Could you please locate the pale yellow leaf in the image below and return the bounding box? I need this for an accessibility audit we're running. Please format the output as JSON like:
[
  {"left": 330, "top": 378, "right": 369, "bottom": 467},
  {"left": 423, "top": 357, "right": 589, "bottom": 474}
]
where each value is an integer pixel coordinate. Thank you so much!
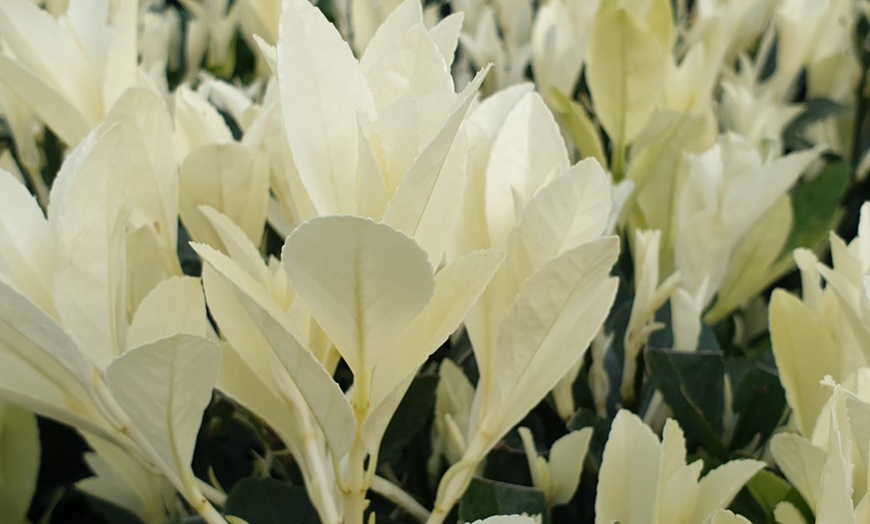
[
  {"left": 692, "top": 459, "right": 764, "bottom": 523},
  {"left": 106, "top": 334, "right": 221, "bottom": 493},
  {"left": 196, "top": 243, "right": 356, "bottom": 458},
  {"left": 770, "top": 433, "right": 826, "bottom": 509},
  {"left": 282, "top": 216, "right": 434, "bottom": 378},
  {"left": 278, "top": 0, "right": 375, "bottom": 215},
  {"left": 548, "top": 427, "right": 593, "bottom": 505},
  {"left": 127, "top": 276, "right": 210, "bottom": 349},
  {"left": 770, "top": 290, "right": 841, "bottom": 435},
  {"left": 586, "top": 5, "right": 668, "bottom": 146},
  {"left": 596, "top": 409, "right": 663, "bottom": 524},
  {"left": 179, "top": 144, "right": 269, "bottom": 249},
  {"left": 49, "top": 126, "right": 129, "bottom": 369}
]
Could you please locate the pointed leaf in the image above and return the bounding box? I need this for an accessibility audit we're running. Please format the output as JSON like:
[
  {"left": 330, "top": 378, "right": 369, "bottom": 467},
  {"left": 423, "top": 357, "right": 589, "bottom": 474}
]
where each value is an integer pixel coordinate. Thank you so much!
[{"left": 278, "top": 0, "right": 375, "bottom": 215}]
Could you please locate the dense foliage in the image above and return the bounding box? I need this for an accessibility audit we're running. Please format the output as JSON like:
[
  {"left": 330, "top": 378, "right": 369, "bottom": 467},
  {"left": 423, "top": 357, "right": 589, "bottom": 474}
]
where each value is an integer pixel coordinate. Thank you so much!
[{"left": 0, "top": 0, "right": 869, "bottom": 523}]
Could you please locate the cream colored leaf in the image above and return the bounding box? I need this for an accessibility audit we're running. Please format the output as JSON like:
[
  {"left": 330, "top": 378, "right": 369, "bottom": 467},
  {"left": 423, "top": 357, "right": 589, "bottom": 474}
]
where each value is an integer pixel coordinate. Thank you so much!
[
  {"left": 770, "top": 289, "right": 841, "bottom": 435},
  {"left": 101, "top": 0, "right": 137, "bottom": 112},
  {"left": 586, "top": 5, "right": 668, "bottom": 146},
  {"left": 596, "top": 409, "right": 663, "bottom": 524},
  {"left": 368, "top": 248, "right": 503, "bottom": 425},
  {"left": 691, "top": 459, "right": 765, "bottom": 523},
  {"left": 548, "top": 427, "right": 593, "bottom": 505},
  {"left": 174, "top": 86, "right": 233, "bottom": 161},
  {"left": 283, "top": 216, "right": 434, "bottom": 377},
  {"left": 382, "top": 67, "right": 488, "bottom": 265},
  {"left": 710, "top": 509, "right": 753, "bottom": 524},
  {"left": 278, "top": 0, "right": 375, "bottom": 215},
  {"left": 0, "top": 56, "right": 91, "bottom": 148},
  {"left": 0, "top": 0, "right": 100, "bottom": 129},
  {"left": 485, "top": 91, "right": 570, "bottom": 248},
  {"left": 50, "top": 126, "right": 129, "bottom": 369},
  {"left": 127, "top": 276, "right": 210, "bottom": 349},
  {"left": 549, "top": 90, "right": 607, "bottom": 167},
  {"left": 770, "top": 433, "right": 826, "bottom": 509},
  {"left": 0, "top": 168, "right": 58, "bottom": 312},
  {"left": 106, "top": 334, "right": 220, "bottom": 490},
  {"left": 196, "top": 243, "right": 356, "bottom": 457},
  {"left": 707, "top": 195, "right": 792, "bottom": 323},
  {"left": 360, "top": 0, "right": 423, "bottom": 73},
  {"left": 200, "top": 206, "right": 273, "bottom": 288},
  {"left": 179, "top": 143, "right": 269, "bottom": 249},
  {"left": 483, "top": 238, "right": 619, "bottom": 438},
  {"left": 509, "top": 158, "right": 611, "bottom": 279},
  {"left": 0, "top": 402, "right": 39, "bottom": 524},
  {"left": 428, "top": 12, "right": 463, "bottom": 68},
  {"left": 104, "top": 88, "right": 179, "bottom": 252}
]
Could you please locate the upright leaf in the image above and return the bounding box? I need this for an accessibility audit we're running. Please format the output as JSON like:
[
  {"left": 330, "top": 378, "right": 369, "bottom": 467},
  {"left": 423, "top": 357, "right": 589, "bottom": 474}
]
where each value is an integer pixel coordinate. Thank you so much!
[
  {"left": 278, "top": 0, "right": 375, "bottom": 215},
  {"left": 586, "top": 5, "right": 668, "bottom": 147},
  {"left": 283, "top": 217, "right": 434, "bottom": 379}
]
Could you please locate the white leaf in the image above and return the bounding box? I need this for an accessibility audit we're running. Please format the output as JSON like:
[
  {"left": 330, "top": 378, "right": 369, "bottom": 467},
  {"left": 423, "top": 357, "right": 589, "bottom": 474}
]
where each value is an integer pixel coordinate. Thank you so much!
[
  {"left": 509, "top": 158, "right": 611, "bottom": 279},
  {"left": 548, "top": 427, "right": 593, "bottom": 505},
  {"left": 382, "top": 67, "right": 488, "bottom": 265},
  {"left": 484, "top": 91, "right": 569, "bottom": 248},
  {"left": 283, "top": 216, "right": 434, "bottom": 378},
  {"left": 196, "top": 243, "right": 356, "bottom": 458},
  {"left": 586, "top": 4, "right": 668, "bottom": 146},
  {"left": 770, "top": 289, "right": 841, "bottom": 435},
  {"left": 278, "top": 0, "right": 375, "bottom": 215},
  {"left": 692, "top": 459, "right": 764, "bottom": 523},
  {"left": 127, "top": 276, "right": 210, "bottom": 349},
  {"left": 50, "top": 126, "right": 129, "bottom": 369},
  {"left": 596, "top": 410, "right": 663, "bottom": 524},
  {"left": 179, "top": 143, "right": 269, "bottom": 248},
  {"left": 106, "top": 334, "right": 221, "bottom": 492},
  {"left": 0, "top": 168, "right": 58, "bottom": 312}
]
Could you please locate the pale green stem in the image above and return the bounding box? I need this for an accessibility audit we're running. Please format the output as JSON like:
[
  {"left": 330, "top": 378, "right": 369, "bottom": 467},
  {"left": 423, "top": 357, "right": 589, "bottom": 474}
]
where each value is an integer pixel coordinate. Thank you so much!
[{"left": 370, "top": 475, "right": 431, "bottom": 522}]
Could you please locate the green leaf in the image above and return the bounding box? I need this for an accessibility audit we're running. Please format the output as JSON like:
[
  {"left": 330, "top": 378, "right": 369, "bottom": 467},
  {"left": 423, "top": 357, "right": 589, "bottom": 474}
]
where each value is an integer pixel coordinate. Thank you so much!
[
  {"left": 378, "top": 374, "right": 438, "bottom": 464},
  {"left": 768, "top": 161, "right": 850, "bottom": 279},
  {"left": 727, "top": 359, "right": 787, "bottom": 451},
  {"left": 0, "top": 402, "right": 39, "bottom": 524},
  {"left": 224, "top": 478, "right": 319, "bottom": 524},
  {"left": 645, "top": 348, "right": 726, "bottom": 457},
  {"left": 458, "top": 477, "right": 549, "bottom": 524},
  {"left": 746, "top": 470, "right": 814, "bottom": 524},
  {"left": 549, "top": 89, "right": 607, "bottom": 167}
]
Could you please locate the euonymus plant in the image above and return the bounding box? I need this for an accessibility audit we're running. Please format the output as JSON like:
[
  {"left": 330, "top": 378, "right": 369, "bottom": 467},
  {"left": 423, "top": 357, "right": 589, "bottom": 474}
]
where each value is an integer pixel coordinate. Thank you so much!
[{"left": 0, "top": 0, "right": 868, "bottom": 523}]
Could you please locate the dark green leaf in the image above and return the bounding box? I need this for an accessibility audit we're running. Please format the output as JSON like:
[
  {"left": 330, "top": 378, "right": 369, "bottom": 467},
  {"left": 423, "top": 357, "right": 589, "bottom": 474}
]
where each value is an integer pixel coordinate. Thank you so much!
[
  {"left": 784, "top": 160, "right": 850, "bottom": 256},
  {"left": 224, "top": 478, "right": 318, "bottom": 524},
  {"left": 458, "top": 477, "right": 549, "bottom": 524},
  {"left": 727, "top": 358, "right": 787, "bottom": 451},
  {"left": 378, "top": 374, "right": 439, "bottom": 464},
  {"left": 86, "top": 497, "right": 144, "bottom": 524},
  {"left": 645, "top": 348, "right": 726, "bottom": 457}
]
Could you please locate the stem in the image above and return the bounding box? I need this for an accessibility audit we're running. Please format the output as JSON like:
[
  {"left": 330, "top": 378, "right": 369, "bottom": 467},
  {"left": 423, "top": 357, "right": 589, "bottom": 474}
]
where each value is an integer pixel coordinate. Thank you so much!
[
  {"left": 370, "top": 475, "right": 430, "bottom": 522},
  {"left": 277, "top": 377, "right": 341, "bottom": 523},
  {"left": 611, "top": 141, "right": 627, "bottom": 182},
  {"left": 344, "top": 433, "right": 369, "bottom": 524},
  {"left": 198, "top": 479, "right": 227, "bottom": 507}
]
